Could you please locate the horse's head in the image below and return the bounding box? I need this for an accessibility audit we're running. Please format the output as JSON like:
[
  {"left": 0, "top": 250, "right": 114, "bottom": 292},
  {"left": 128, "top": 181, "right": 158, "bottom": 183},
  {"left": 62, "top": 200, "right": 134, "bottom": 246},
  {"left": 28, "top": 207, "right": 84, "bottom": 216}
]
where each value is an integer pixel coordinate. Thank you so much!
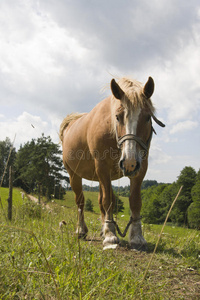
[{"left": 111, "top": 76, "right": 164, "bottom": 177}]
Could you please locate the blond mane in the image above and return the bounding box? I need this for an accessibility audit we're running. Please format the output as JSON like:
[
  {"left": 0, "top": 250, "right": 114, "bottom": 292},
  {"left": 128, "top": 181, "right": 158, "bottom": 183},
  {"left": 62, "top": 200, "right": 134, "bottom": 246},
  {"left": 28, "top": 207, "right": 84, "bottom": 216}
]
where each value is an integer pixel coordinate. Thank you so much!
[{"left": 59, "top": 113, "right": 86, "bottom": 142}]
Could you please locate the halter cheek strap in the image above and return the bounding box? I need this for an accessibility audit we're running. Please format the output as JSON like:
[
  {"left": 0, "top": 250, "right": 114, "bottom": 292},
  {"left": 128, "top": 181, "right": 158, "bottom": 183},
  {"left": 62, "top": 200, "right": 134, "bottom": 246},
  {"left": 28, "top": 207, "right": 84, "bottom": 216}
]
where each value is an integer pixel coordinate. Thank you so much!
[
  {"left": 146, "top": 101, "right": 165, "bottom": 128},
  {"left": 116, "top": 127, "right": 154, "bottom": 154},
  {"left": 116, "top": 111, "right": 165, "bottom": 153}
]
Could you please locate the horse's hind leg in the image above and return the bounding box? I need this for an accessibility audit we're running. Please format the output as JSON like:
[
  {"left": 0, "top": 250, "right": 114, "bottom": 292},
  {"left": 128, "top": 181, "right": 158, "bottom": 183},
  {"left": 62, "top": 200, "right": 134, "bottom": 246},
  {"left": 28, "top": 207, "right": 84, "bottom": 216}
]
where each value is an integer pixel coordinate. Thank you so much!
[
  {"left": 98, "top": 184, "right": 105, "bottom": 236},
  {"left": 69, "top": 172, "right": 88, "bottom": 238}
]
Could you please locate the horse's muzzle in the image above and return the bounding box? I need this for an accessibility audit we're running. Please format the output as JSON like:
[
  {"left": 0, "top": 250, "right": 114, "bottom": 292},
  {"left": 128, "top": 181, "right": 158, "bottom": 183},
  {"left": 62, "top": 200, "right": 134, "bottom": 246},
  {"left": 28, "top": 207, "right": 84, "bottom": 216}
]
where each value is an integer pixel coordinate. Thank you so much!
[{"left": 120, "top": 158, "right": 140, "bottom": 177}]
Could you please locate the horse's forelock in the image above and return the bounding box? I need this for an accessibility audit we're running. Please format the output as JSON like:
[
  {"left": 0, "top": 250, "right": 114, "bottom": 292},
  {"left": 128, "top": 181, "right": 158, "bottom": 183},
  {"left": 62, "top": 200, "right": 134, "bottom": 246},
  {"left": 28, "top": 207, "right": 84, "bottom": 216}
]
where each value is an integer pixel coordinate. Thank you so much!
[
  {"left": 117, "top": 77, "right": 144, "bottom": 108},
  {"left": 116, "top": 77, "right": 155, "bottom": 112}
]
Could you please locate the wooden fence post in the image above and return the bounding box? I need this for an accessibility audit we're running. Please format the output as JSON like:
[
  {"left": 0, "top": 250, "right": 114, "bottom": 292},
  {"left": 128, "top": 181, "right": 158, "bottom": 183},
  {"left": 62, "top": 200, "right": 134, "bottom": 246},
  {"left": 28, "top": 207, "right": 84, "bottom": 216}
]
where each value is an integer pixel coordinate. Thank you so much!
[{"left": 7, "top": 166, "right": 13, "bottom": 220}]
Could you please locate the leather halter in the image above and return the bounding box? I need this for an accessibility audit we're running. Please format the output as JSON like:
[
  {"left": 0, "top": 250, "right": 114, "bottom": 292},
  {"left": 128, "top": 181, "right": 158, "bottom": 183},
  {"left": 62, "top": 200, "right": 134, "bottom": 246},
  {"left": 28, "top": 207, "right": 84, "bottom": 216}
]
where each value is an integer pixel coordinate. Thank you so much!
[
  {"left": 116, "top": 112, "right": 165, "bottom": 153},
  {"left": 117, "top": 127, "right": 154, "bottom": 152}
]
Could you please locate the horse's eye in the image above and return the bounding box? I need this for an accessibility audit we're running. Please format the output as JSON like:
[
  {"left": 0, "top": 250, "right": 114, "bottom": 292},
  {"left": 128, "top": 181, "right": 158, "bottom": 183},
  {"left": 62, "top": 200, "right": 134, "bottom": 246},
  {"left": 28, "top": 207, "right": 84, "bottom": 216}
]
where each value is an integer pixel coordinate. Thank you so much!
[{"left": 116, "top": 115, "right": 119, "bottom": 121}]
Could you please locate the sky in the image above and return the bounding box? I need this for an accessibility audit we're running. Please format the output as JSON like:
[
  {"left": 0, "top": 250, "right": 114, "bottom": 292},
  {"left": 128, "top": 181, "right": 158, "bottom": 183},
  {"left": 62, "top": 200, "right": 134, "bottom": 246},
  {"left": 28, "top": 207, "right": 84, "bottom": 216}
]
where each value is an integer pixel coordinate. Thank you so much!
[{"left": 0, "top": 0, "right": 200, "bottom": 186}]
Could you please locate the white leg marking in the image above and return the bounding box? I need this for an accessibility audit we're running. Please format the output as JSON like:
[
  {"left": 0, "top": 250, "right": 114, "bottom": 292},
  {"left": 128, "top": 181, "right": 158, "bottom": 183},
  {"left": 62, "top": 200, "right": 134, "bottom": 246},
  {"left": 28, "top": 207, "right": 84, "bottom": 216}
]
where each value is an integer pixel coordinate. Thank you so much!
[
  {"left": 102, "top": 221, "right": 119, "bottom": 249},
  {"left": 129, "top": 220, "right": 147, "bottom": 251},
  {"left": 76, "top": 208, "right": 88, "bottom": 237}
]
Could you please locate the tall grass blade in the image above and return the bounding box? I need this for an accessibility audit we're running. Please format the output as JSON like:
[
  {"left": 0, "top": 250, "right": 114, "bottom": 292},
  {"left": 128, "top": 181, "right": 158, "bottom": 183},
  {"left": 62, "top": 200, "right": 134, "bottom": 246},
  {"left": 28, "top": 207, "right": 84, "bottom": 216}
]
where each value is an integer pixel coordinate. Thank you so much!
[
  {"left": 141, "top": 185, "right": 183, "bottom": 284},
  {"left": 1, "top": 224, "right": 61, "bottom": 300}
]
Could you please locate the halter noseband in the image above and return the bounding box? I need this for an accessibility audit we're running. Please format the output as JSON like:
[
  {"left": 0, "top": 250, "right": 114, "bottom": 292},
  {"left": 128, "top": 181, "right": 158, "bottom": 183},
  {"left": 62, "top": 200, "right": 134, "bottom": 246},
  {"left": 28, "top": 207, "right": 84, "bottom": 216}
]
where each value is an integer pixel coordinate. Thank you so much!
[
  {"left": 117, "top": 128, "right": 154, "bottom": 152},
  {"left": 116, "top": 111, "right": 165, "bottom": 154}
]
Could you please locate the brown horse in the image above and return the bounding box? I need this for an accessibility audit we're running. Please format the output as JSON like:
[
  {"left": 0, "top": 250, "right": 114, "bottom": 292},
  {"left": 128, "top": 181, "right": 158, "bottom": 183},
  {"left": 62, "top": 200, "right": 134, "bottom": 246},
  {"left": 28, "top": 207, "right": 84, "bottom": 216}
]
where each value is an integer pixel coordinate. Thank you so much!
[{"left": 60, "top": 76, "right": 165, "bottom": 250}]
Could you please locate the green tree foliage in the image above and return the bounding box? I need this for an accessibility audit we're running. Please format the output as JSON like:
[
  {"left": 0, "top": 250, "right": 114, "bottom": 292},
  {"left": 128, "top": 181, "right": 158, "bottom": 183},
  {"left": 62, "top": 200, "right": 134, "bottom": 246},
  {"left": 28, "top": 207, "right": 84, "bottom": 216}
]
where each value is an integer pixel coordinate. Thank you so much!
[
  {"left": 141, "top": 184, "right": 168, "bottom": 224},
  {"left": 157, "top": 183, "right": 178, "bottom": 223},
  {"left": 187, "top": 202, "right": 200, "bottom": 229},
  {"left": 82, "top": 181, "right": 160, "bottom": 196},
  {"left": 188, "top": 171, "right": 200, "bottom": 228},
  {"left": 85, "top": 199, "right": 94, "bottom": 212},
  {"left": 0, "top": 137, "right": 16, "bottom": 187},
  {"left": 172, "top": 166, "right": 197, "bottom": 225},
  {"left": 112, "top": 185, "right": 130, "bottom": 197},
  {"left": 82, "top": 184, "right": 99, "bottom": 192},
  {"left": 177, "top": 166, "right": 196, "bottom": 199},
  {"left": 141, "top": 166, "right": 199, "bottom": 227},
  {"left": 141, "top": 180, "right": 159, "bottom": 190},
  {"left": 191, "top": 170, "right": 200, "bottom": 202},
  {"left": 15, "top": 134, "right": 68, "bottom": 200}
]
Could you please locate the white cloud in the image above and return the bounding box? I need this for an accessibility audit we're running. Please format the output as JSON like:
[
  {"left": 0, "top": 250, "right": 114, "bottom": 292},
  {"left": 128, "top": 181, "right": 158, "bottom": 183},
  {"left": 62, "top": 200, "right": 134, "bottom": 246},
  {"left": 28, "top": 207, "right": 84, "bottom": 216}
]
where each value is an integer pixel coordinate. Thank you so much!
[
  {"left": 149, "top": 144, "right": 172, "bottom": 165},
  {"left": 151, "top": 23, "right": 200, "bottom": 125},
  {"left": 0, "top": 112, "right": 49, "bottom": 149},
  {"left": 1, "top": 0, "right": 200, "bottom": 184},
  {"left": 170, "top": 120, "right": 198, "bottom": 134},
  {"left": 0, "top": 0, "right": 95, "bottom": 116}
]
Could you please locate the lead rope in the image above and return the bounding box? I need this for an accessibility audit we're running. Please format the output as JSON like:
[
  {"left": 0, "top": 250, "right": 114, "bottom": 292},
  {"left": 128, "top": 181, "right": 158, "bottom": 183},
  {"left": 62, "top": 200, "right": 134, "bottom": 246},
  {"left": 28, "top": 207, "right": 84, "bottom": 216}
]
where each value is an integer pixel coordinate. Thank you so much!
[{"left": 106, "top": 216, "right": 142, "bottom": 238}]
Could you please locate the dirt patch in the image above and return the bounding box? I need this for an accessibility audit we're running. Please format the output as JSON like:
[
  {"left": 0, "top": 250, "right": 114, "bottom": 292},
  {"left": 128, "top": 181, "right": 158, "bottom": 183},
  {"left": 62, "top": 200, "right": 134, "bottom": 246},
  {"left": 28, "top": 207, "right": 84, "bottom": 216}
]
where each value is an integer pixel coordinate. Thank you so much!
[{"left": 27, "top": 194, "right": 51, "bottom": 210}]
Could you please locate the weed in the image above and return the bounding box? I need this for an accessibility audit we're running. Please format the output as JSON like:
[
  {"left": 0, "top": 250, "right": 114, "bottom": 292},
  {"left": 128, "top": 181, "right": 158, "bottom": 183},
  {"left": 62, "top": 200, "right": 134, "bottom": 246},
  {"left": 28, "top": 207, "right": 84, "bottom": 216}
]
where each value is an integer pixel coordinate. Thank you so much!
[
  {"left": 20, "top": 201, "right": 42, "bottom": 219},
  {"left": 0, "top": 187, "right": 200, "bottom": 299}
]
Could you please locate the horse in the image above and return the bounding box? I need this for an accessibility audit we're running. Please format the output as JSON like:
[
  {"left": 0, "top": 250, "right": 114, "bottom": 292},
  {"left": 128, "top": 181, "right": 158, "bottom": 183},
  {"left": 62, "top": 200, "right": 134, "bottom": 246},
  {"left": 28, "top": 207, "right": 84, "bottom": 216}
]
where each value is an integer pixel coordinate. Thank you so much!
[{"left": 60, "top": 76, "right": 165, "bottom": 250}]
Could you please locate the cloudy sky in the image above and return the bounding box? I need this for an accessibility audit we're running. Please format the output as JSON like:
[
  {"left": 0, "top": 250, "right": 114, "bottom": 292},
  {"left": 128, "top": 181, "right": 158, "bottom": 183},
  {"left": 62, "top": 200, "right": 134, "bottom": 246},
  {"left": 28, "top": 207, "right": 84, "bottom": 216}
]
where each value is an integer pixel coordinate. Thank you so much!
[{"left": 1, "top": 0, "right": 200, "bottom": 186}]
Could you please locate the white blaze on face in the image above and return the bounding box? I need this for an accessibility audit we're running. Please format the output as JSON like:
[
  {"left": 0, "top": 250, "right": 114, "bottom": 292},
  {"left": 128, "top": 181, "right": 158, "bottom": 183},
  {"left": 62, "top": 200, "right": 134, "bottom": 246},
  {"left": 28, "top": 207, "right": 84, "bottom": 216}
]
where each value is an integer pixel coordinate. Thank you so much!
[{"left": 122, "top": 107, "right": 141, "bottom": 161}]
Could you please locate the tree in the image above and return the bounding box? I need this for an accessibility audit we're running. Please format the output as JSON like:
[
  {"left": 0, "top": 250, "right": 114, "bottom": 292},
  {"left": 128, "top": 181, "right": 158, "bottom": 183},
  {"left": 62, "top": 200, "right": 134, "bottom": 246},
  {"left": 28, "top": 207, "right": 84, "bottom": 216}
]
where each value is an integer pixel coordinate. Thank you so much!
[
  {"left": 187, "top": 202, "right": 200, "bottom": 229},
  {"left": 188, "top": 170, "right": 200, "bottom": 228},
  {"left": 141, "top": 180, "right": 158, "bottom": 190},
  {"left": 191, "top": 169, "right": 200, "bottom": 202},
  {"left": 141, "top": 184, "right": 167, "bottom": 224},
  {"left": 0, "top": 137, "right": 16, "bottom": 187},
  {"left": 172, "top": 166, "right": 197, "bottom": 225},
  {"left": 85, "top": 199, "right": 94, "bottom": 212},
  {"left": 158, "top": 183, "right": 178, "bottom": 223},
  {"left": 177, "top": 166, "right": 196, "bottom": 199},
  {"left": 15, "top": 134, "right": 68, "bottom": 200}
]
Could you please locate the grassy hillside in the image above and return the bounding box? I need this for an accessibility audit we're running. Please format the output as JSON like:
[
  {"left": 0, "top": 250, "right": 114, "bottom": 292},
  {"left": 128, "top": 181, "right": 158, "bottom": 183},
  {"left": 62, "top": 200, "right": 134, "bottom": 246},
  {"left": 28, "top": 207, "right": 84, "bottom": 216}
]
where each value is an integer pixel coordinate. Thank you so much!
[
  {"left": 0, "top": 188, "right": 200, "bottom": 299},
  {"left": 0, "top": 187, "right": 24, "bottom": 208},
  {"left": 55, "top": 191, "right": 130, "bottom": 221}
]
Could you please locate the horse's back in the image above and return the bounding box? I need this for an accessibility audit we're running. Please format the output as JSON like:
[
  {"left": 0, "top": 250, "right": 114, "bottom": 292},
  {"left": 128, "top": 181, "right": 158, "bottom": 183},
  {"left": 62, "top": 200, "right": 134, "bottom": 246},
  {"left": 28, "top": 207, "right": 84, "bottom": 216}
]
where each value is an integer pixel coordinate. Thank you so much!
[{"left": 62, "top": 96, "right": 118, "bottom": 180}]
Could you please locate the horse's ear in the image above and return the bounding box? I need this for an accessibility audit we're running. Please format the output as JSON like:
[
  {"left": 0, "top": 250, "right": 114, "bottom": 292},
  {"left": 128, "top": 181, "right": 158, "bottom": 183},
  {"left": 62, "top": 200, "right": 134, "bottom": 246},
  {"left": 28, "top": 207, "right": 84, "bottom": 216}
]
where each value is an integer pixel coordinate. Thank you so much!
[
  {"left": 143, "top": 77, "right": 154, "bottom": 98},
  {"left": 111, "top": 79, "right": 124, "bottom": 100}
]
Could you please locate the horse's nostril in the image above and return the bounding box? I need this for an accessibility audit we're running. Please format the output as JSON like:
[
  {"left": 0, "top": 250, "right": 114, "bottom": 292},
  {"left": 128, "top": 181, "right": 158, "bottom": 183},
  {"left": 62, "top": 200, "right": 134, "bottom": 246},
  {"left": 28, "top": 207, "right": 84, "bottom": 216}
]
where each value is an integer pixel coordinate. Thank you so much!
[
  {"left": 120, "top": 159, "right": 124, "bottom": 170},
  {"left": 135, "top": 161, "right": 140, "bottom": 171}
]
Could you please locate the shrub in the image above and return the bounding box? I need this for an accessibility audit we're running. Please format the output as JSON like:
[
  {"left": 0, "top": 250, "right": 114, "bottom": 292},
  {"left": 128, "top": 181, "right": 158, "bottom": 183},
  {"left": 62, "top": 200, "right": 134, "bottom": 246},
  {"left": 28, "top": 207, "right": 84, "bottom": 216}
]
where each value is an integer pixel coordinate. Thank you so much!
[
  {"left": 20, "top": 201, "right": 42, "bottom": 219},
  {"left": 85, "top": 199, "right": 94, "bottom": 212},
  {"left": 187, "top": 202, "right": 200, "bottom": 229}
]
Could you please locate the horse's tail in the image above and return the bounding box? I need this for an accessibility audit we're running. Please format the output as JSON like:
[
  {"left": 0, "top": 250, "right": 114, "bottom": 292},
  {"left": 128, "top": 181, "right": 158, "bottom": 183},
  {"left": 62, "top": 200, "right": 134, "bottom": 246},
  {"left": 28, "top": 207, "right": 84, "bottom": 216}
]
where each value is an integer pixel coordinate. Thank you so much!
[{"left": 59, "top": 113, "right": 86, "bottom": 142}]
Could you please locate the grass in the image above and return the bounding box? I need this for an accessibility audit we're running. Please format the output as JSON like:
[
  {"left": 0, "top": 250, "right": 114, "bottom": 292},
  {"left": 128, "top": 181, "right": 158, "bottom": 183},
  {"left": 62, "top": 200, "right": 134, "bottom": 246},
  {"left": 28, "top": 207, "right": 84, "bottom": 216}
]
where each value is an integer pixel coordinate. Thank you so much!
[
  {"left": 54, "top": 191, "right": 130, "bottom": 219},
  {"left": 0, "top": 187, "right": 200, "bottom": 299},
  {"left": 0, "top": 187, "right": 24, "bottom": 207}
]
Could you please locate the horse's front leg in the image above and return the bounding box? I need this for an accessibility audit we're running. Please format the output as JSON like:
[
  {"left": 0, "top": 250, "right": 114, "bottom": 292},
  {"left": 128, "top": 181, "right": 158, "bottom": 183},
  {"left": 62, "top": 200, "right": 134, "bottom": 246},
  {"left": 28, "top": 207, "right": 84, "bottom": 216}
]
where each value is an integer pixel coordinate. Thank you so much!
[
  {"left": 96, "top": 162, "right": 119, "bottom": 248},
  {"left": 129, "top": 177, "right": 147, "bottom": 251}
]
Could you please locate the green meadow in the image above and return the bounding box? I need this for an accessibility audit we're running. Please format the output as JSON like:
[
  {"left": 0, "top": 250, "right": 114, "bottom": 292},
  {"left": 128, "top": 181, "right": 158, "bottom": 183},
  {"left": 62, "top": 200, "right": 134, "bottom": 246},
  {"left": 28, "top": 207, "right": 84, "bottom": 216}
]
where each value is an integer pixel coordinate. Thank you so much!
[{"left": 0, "top": 188, "right": 200, "bottom": 299}]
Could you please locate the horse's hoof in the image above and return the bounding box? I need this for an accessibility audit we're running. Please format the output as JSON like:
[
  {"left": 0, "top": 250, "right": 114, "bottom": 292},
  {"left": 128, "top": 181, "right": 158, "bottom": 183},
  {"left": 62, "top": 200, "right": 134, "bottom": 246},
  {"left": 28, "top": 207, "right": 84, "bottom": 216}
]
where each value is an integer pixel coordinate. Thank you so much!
[
  {"left": 103, "top": 235, "right": 119, "bottom": 249},
  {"left": 76, "top": 224, "right": 88, "bottom": 239},
  {"left": 130, "top": 242, "right": 148, "bottom": 252},
  {"left": 103, "top": 244, "right": 118, "bottom": 250}
]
